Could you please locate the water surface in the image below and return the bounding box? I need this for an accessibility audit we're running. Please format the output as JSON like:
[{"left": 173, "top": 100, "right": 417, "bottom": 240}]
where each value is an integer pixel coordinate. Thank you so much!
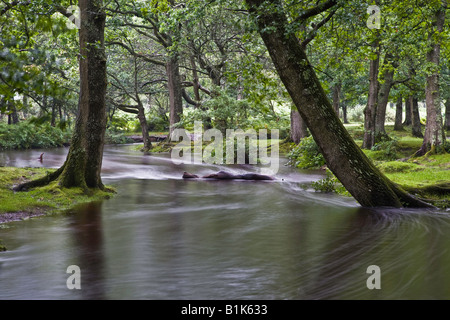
[{"left": 1, "top": 145, "right": 449, "bottom": 299}]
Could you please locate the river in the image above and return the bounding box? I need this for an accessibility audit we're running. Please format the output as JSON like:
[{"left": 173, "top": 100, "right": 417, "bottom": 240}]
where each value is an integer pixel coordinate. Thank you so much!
[{"left": 0, "top": 144, "right": 449, "bottom": 300}]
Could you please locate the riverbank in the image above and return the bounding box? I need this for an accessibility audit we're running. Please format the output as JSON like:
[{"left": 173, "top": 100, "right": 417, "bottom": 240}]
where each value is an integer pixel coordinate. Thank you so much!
[{"left": 0, "top": 167, "right": 114, "bottom": 224}]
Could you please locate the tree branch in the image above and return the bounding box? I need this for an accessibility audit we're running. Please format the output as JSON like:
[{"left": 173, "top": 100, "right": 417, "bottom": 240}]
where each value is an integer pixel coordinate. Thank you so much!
[
  {"left": 301, "top": 7, "right": 338, "bottom": 48},
  {"left": 292, "top": 0, "right": 338, "bottom": 24},
  {"left": 106, "top": 41, "right": 166, "bottom": 66}
]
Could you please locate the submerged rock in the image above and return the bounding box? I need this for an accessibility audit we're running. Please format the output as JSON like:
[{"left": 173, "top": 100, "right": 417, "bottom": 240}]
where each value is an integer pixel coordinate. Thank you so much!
[{"left": 183, "top": 170, "right": 275, "bottom": 181}]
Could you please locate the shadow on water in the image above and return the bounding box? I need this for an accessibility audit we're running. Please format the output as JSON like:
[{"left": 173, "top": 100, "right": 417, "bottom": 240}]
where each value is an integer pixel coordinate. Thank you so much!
[
  {"left": 64, "top": 202, "right": 106, "bottom": 300},
  {"left": 1, "top": 144, "right": 450, "bottom": 299}
]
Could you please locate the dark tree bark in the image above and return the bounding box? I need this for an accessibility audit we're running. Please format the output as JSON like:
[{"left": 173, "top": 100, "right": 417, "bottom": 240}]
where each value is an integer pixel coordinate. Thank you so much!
[
  {"left": 374, "top": 56, "right": 397, "bottom": 142},
  {"left": 290, "top": 106, "right": 308, "bottom": 144},
  {"left": 342, "top": 103, "right": 348, "bottom": 124},
  {"left": 362, "top": 39, "right": 380, "bottom": 149},
  {"left": 410, "top": 96, "right": 423, "bottom": 138},
  {"left": 167, "top": 56, "right": 184, "bottom": 137},
  {"left": 15, "top": 0, "right": 108, "bottom": 192},
  {"left": 136, "top": 102, "right": 152, "bottom": 151},
  {"left": 332, "top": 82, "right": 341, "bottom": 118},
  {"left": 416, "top": 2, "right": 446, "bottom": 156},
  {"left": 189, "top": 55, "right": 201, "bottom": 107},
  {"left": 7, "top": 101, "right": 19, "bottom": 125},
  {"left": 245, "top": 0, "right": 433, "bottom": 208},
  {"left": 403, "top": 95, "right": 412, "bottom": 126},
  {"left": 393, "top": 96, "right": 403, "bottom": 131},
  {"left": 445, "top": 98, "right": 450, "bottom": 131},
  {"left": 112, "top": 101, "right": 152, "bottom": 151}
]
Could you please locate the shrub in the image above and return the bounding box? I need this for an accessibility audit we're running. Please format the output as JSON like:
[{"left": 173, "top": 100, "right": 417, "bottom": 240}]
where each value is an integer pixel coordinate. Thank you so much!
[
  {"left": 311, "top": 170, "right": 337, "bottom": 193},
  {"left": 0, "top": 122, "right": 71, "bottom": 150},
  {"left": 370, "top": 138, "right": 401, "bottom": 161},
  {"left": 287, "top": 136, "right": 325, "bottom": 169}
]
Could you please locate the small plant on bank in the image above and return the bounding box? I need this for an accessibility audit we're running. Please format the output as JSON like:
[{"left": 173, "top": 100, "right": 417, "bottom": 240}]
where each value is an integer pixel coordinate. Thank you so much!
[
  {"left": 287, "top": 136, "right": 325, "bottom": 169},
  {"left": 370, "top": 138, "right": 401, "bottom": 161},
  {"left": 311, "top": 169, "right": 350, "bottom": 195}
]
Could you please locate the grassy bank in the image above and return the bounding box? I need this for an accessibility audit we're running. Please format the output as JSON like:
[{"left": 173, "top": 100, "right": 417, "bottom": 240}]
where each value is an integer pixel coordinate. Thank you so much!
[
  {"left": 287, "top": 124, "right": 450, "bottom": 208},
  {"left": 0, "top": 167, "right": 114, "bottom": 224}
]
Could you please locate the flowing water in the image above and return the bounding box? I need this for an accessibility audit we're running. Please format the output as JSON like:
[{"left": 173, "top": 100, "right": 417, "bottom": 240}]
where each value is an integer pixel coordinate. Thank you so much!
[{"left": 0, "top": 145, "right": 450, "bottom": 300}]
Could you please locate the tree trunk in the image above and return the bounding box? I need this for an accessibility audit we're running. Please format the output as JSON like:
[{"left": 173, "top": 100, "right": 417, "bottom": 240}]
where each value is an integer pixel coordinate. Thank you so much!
[
  {"left": 137, "top": 102, "right": 152, "bottom": 151},
  {"left": 290, "top": 106, "right": 308, "bottom": 144},
  {"left": 167, "top": 57, "right": 183, "bottom": 138},
  {"left": 342, "top": 103, "right": 348, "bottom": 124},
  {"left": 14, "top": 0, "right": 108, "bottom": 192},
  {"left": 374, "top": 57, "right": 396, "bottom": 143},
  {"left": 393, "top": 96, "right": 403, "bottom": 131},
  {"left": 245, "top": 0, "right": 433, "bottom": 208},
  {"left": 445, "top": 98, "right": 450, "bottom": 131},
  {"left": 362, "top": 39, "right": 380, "bottom": 149},
  {"left": 190, "top": 55, "right": 201, "bottom": 107},
  {"left": 51, "top": 100, "right": 57, "bottom": 127},
  {"left": 416, "top": 2, "right": 446, "bottom": 156},
  {"left": 410, "top": 96, "right": 423, "bottom": 138},
  {"left": 7, "top": 101, "right": 19, "bottom": 125},
  {"left": 332, "top": 83, "right": 341, "bottom": 118},
  {"left": 403, "top": 95, "right": 412, "bottom": 126}
]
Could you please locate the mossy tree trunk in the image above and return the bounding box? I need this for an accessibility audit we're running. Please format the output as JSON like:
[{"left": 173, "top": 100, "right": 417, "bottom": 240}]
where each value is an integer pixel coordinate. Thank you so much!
[
  {"left": 59, "top": 0, "right": 107, "bottom": 190},
  {"left": 167, "top": 56, "right": 183, "bottom": 138},
  {"left": 362, "top": 38, "right": 380, "bottom": 149},
  {"left": 374, "top": 55, "right": 397, "bottom": 143},
  {"left": 393, "top": 95, "right": 403, "bottom": 131},
  {"left": 15, "top": 0, "right": 107, "bottom": 192},
  {"left": 245, "top": 0, "right": 433, "bottom": 208},
  {"left": 416, "top": 2, "right": 446, "bottom": 156}
]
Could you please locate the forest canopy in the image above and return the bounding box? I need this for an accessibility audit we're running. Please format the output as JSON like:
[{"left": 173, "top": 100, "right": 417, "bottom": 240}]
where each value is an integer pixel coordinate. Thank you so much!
[{"left": 0, "top": 0, "right": 448, "bottom": 207}]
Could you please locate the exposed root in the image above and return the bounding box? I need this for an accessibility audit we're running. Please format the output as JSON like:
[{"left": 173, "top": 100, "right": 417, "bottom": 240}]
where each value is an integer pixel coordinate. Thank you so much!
[{"left": 13, "top": 165, "right": 65, "bottom": 192}]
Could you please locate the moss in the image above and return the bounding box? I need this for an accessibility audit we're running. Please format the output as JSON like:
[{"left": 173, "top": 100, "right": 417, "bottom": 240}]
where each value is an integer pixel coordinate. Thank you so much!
[
  {"left": 0, "top": 167, "right": 114, "bottom": 223},
  {"left": 377, "top": 161, "right": 423, "bottom": 173}
]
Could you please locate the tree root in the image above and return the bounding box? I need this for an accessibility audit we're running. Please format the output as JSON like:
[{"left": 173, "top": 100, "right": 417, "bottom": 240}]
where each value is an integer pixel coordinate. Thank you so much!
[{"left": 13, "top": 165, "right": 65, "bottom": 192}]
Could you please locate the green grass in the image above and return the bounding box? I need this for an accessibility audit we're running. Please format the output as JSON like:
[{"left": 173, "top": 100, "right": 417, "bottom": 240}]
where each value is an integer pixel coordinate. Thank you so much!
[
  {"left": 0, "top": 167, "right": 114, "bottom": 219},
  {"left": 381, "top": 154, "right": 450, "bottom": 187}
]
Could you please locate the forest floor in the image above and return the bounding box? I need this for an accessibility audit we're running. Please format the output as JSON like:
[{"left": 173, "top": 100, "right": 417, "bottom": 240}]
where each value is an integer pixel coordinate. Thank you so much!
[
  {"left": 0, "top": 167, "right": 113, "bottom": 224},
  {"left": 332, "top": 124, "right": 449, "bottom": 208}
]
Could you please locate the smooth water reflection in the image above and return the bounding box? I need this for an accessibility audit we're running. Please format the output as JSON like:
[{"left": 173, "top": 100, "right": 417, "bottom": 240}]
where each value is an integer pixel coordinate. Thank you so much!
[{"left": 1, "top": 145, "right": 450, "bottom": 299}]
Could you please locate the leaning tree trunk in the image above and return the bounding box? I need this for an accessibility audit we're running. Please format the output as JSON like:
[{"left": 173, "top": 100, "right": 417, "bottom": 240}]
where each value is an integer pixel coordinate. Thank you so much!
[
  {"left": 245, "top": 0, "right": 433, "bottom": 208},
  {"left": 416, "top": 2, "right": 446, "bottom": 156},
  {"left": 14, "top": 0, "right": 107, "bottom": 192}
]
